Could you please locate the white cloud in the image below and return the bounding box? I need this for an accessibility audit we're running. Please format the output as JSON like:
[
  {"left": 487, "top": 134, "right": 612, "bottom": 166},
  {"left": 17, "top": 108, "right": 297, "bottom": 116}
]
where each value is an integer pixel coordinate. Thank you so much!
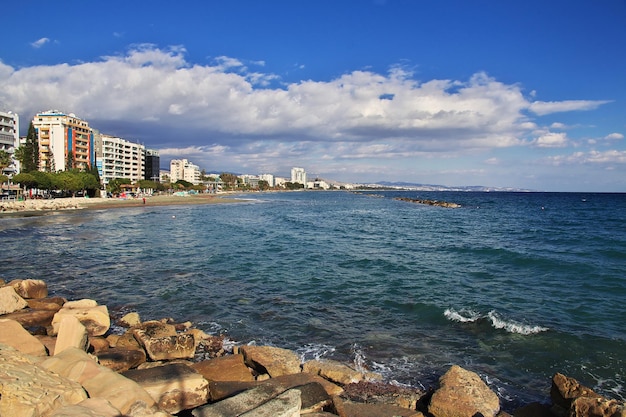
[
  {"left": 604, "top": 133, "right": 624, "bottom": 140},
  {"left": 532, "top": 132, "right": 568, "bottom": 148},
  {"left": 30, "top": 37, "right": 50, "bottom": 48},
  {"left": 0, "top": 45, "right": 617, "bottom": 185},
  {"left": 547, "top": 150, "right": 626, "bottom": 166},
  {"left": 529, "top": 100, "right": 612, "bottom": 116}
]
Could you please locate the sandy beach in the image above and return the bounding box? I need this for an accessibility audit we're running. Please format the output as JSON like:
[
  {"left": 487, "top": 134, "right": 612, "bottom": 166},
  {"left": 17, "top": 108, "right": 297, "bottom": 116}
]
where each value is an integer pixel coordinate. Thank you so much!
[{"left": 0, "top": 193, "right": 239, "bottom": 215}]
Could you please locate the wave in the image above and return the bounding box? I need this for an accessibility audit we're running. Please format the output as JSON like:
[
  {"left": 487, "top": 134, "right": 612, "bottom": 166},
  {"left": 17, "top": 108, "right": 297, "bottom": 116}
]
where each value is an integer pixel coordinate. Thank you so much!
[{"left": 445, "top": 308, "right": 548, "bottom": 335}]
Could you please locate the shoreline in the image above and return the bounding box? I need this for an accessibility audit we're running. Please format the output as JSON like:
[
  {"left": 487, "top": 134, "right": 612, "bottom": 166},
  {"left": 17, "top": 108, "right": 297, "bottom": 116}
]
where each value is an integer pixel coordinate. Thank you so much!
[{"left": 0, "top": 193, "right": 241, "bottom": 216}]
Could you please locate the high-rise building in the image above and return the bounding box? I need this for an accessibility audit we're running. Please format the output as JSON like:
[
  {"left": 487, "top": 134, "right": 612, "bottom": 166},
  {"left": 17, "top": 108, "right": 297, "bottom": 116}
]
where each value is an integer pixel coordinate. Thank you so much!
[
  {"left": 170, "top": 159, "right": 201, "bottom": 185},
  {"left": 0, "top": 111, "right": 19, "bottom": 176},
  {"left": 145, "top": 149, "right": 160, "bottom": 182},
  {"left": 94, "top": 132, "right": 145, "bottom": 186},
  {"left": 291, "top": 167, "right": 307, "bottom": 185},
  {"left": 32, "top": 110, "right": 94, "bottom": 172}
]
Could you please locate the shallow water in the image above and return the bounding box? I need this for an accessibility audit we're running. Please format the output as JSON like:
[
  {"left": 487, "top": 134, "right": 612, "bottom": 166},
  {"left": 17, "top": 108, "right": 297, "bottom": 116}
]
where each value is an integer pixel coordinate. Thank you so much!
[{"left": 1, "top": 190, "right": 624, "bottom": 409}]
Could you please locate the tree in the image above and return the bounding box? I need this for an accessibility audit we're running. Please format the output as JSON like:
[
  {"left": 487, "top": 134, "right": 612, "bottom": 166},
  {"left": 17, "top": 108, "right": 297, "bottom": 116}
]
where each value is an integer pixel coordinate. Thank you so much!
[
  {"left": 258, "top": 180, "right": 270, "bottom": 191},
  {"left": 12, "top": 173, "right": 37, "bottom": 189},
  {"left": 14, "top": 122, "right": 39, "bottom": 172},
  {"left": 0, "top": 174, "right": 8, "bottom": 184},
  {"left": 107, "top": 178, "right": 131, "bottom": 194},
  {"left": 175, "top": 179, "right": 193, "bottom": 189},
  {"left": 0, "top": 150, "right": 12, "bottom": 174}
]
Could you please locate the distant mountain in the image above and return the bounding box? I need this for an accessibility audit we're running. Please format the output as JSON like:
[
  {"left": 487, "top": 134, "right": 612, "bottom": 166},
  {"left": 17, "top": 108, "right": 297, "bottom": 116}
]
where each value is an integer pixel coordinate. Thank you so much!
[{"left": 361, "top": 181, "right": 531, "bottom": 192}]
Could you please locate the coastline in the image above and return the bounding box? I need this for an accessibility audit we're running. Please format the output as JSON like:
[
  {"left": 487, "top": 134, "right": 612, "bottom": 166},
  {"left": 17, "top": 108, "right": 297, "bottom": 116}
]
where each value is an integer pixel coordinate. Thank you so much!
[{"left": 0, "top": 193, "right": 240, "bottom": 216}]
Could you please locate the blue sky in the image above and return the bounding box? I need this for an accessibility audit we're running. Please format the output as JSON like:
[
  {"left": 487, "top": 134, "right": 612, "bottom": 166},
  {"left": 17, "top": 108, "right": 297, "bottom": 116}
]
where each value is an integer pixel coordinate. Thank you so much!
[{"left": 1, "top": 0, "right": 625, "bottom": 191}]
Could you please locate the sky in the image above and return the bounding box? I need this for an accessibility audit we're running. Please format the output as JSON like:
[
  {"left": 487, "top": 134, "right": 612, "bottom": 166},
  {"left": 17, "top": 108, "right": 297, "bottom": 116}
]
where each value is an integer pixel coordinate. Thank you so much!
[{"left": 1, "top": 0, "right": 625, "bottom": 191}]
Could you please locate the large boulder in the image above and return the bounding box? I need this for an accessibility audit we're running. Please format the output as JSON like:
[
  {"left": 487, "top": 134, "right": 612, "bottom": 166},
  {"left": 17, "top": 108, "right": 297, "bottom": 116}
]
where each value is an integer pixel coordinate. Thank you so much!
[
  {"left": 97, "top": 347, "right": 147, "bottom": 372},
  {"left": 239, "top": 388, "right": 301, "bottom": 417},
  {"left": 0, "top": 343, "right": 87, "bottom": 417},
  {"left": 49, "top": 398, "right": 121, "bottom": 417},
  {"left": 8, "top": 279, "right": 48, "bottom": 299},
  {"left": 0, "top": 285, "right": 28, "bottom": 314},
  {"left": 192, "top": 381, "right": 290, "bottom": 417},
  {"left": 551, "top": 373, "right": 625, "bottom": 417},
  {"left": 239, "top": 345, "right": 301, "bottom": 377},
  {"left": 51, "top": 300, "right": 110, "bottom": 336},
  {"left": 135, "top": 332, "right": 196, "bottom": 361},
  {"left": 54, "top": 316, "right": 88, "bottom": 355},
  {"left": 191, "top": 354, "right": 255, "bottom": 382},
  {"left": 40, "top": 347, "right": 159, "bottom": 416},
  {"left": 428, "top": 365, "right": 500, "bottom": 417},
  {"left": 303, "top": 359, "right": 371, "bottom": 385},
  {"left": 1, "top": 308, "right": 57, "bottom": 329},
  {"left": 570, "top": 396, "right": 626, "bottom": 417},
  {"left": 122, "top": 363, "right": 209, "bottom": 414},
  {"left": 0, "top": 318, "right": 47, "bottom": 356}
]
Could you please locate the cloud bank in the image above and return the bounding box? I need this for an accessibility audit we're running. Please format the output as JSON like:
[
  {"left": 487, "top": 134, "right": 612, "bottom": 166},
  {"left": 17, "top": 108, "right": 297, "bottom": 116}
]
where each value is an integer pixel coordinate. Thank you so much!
[{"left": 0, "top": 45, "right": 621, "bottom": 189}]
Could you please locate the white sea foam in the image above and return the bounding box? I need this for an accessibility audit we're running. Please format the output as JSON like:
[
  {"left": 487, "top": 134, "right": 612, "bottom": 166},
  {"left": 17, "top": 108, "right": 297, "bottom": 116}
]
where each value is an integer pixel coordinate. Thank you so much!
[
  {"left": 487, "top": 311, "right": 548, "bottom": 335},
  {"left": 444, "top": 308, "right": 548, "bottom": 335},
  {"left": 444, "top": 308, "right": 481, "bottom": 323},
  {"left": 296, "top": 343, "right": 336, "bottom": 362}
]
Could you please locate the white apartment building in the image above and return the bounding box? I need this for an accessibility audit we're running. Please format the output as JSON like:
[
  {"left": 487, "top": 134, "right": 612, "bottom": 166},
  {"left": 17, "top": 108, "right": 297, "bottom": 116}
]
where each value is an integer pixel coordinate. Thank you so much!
[
  {"left": 291, "top": 167, "right": 307, "bottom": 185},
  {"left": 32, "top": 110, "right": 94, "bottom": 172},
  {"left": 259, "top": 173, "right": 274, "bottom": 187},
  {"left": 94, "top": 133, "right": 145, "bottom": 186},
  {"left": 170, "top": 159, "right": 201, "bottom": 185},
  {"left": 0, "top": 111, "right": 19, "bottom": 176}
]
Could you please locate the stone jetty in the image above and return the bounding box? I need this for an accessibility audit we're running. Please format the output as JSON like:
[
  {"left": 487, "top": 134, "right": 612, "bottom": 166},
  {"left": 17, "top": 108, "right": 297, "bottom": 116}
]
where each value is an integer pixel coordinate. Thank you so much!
[
  {"left": 394, "top": 197, "right": 462, "bottom": 208},
  {"left": 1, "top": 278, "right": 623, "bottom": 417}
]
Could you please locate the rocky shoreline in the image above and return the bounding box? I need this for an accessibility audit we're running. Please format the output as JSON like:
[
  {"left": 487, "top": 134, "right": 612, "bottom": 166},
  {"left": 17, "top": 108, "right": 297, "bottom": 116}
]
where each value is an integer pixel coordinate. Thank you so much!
[{"left": 0, "top": 278, "right": 623, "bottom": 417}]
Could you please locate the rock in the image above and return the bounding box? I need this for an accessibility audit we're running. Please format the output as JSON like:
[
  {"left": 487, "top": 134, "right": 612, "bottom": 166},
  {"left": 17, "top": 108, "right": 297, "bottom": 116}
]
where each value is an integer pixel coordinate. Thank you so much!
[
  {"left": 303, "top": 359, "right": 367, "bottom": 385},
  {"left": 0, "top": 285, "right": 28, "bottom": 314},
  {"left": 135, "top": 332, "right": 196, "bottom": 361},
  {"left": 55, "top": 315, "right": 89, "bottom": 355},
  {"left": 27, "top": 296, "right": 66, "bottom": 310},
  {"left": 119, "top": 311, "right": 141, "bottom": 327},
  {"left": 117, "top": 328, "right": 144, "bottom": 350},
  {"left": 97, "top": 347, "right": 147, "bottom": 372},
  {"left": 192, "top": 354, "right": 255, "bottom": 382},
  {"left": 88, "top": 336, "right": 110, "bottom": 353},
  {"left": 133, "top": 320, "right": 177, "bottom": 338},
  {"left": 551, "top": 372, "right": 601, "bottom": 410},
  {"left": 1, "top": 308, "right": 57, "bottom": 329},
  {"left": 0, "top": 343, "right": 87, "bottom": 417},
  {"left": 192, "top": 381, "right": 289, "bottom": 417},
  {"left": 0, "top": 318, "right": 47, "bottom": 356},
  {"left": 49, "top": 398, "right": 121, "bottom": 417},
  {"left": 122, "top": 363, "right": 209, "bottom": 414},
  {"left": 239, "top": 388, "right": 301, "bottom": 417},
  {"left": 342, "top": 381, "right": 423, "bottom": 410},
  {"left": 428, "top": 365, "right": 500, "bottom": 417},
  {"left": 240, "top": 345, "right": 302, "bottom": 377},
  {"left": 571, "top": 396, "right": 626, "bottom": 417},
  {"left": 295, "top": 382, "right": 333, "bottom": 413},
  {"left": 40, "top": 347, "right": 158, "bottom": 416},
  {"left": 208, "top": 372, "right": 344, "bottom": 403},
  {"left": 341, "top": 400, "right": 424, "bottom": 417},
  {"left": 8, "top": 279, "right": 48, "bottom": 299},
  {"left": 51, "top": 302, "right": 110, "bottom": 336}
]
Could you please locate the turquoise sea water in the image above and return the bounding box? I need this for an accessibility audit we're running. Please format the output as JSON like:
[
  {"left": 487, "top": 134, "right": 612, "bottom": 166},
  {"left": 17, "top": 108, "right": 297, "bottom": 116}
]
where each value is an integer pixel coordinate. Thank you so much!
[{"left": 1, "top": 191, "right": 624, "bottom": 409}]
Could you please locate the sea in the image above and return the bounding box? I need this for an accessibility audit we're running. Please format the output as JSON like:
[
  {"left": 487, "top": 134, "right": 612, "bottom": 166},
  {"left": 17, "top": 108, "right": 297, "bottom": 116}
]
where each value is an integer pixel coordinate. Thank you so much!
[{"left": 1, "top": 190, "right": 624, "bottom": 410}]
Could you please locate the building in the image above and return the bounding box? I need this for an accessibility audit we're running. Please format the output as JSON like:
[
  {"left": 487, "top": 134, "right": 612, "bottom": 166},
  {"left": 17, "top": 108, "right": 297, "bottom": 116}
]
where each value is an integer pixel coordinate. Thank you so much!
[
  {"left": 291, "top": 167, "right": 307, "bottom": 185},
  {"left": 32, "top": 110, "right": 95, "bottom": 172},
  {"left": 145, "top": 149, "right": 160, "bottom": 182},
  {"left": 0, "top": 111, "right": 19, "bottom": 176},
  {"left": 94, "top": 133, "right": 145, "bottom": 186},
  {"left": 170, "top": 159, "right": 201, "bottom": 185},
  {"left": 259, "top": 173, "right": 274, "bottom": 187}
]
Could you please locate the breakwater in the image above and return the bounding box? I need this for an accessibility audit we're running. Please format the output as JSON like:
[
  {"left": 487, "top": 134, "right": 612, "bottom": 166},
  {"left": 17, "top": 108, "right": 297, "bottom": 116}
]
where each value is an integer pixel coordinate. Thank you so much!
[{"left": 1, "top": 278, "right": 623, "bottom": 417}]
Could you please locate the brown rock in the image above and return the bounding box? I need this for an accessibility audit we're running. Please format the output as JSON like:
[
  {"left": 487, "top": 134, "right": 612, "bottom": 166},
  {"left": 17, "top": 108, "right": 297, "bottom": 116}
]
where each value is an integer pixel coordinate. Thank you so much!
[
  {"left": 0, "top": 343, "right": 87, "bottom": 417},
  {"left": 51, "top": 302, "right": 110, "bottom": 336},
  {"left": 342, "top": 381, "right": 423, "bottom": 410},
  {"left": 240, "top": 345, "right": 302, "bottom": 377},
  {"left": 133, "top": 320, "right": 177, "bottom": 338},
  {"left": 97, "top": 347, "right": 147, "bottom": 372},
  {"left": 88, "top": 336, "right": 110, "bottom": 353},
  {"left": 135, "top": 332, "right": 196, "bottom": 361},
  {"left": 1, "top": 308, "right": 57, "bottom": 329},
  {"left": 9, "top": 278, "right": 48, "bottom": 299},
  {"left": 296, "top": 382, "right": 333, "bottom": 413},
  {"left": 341, "top": 400, "right": 424, "bottom": 417},
  {"left": 303, "top": 359, "right": 367, "bottom": 385},
  {"left": 123, "top": 363, "right": 209, "bottom": 414},
  {"left": 116, "top": 328, "right": 143, "bottom": 350},
  {"left": 54, "top": 315, "right": 88, "bottom": 355},
  {"left": 551, "top": 373, "right": 600, "bottom": 410},
  {"left": 428, "top": 365, "right": 500, "bottom": 417},
  {"left": 571, "top": 396, "right": 626, "bottom": 417},
  {"left": 49, "top": 398, "right": 121, "bottom": 417},
  {"left": 27, "top": 296, "right": 66, "bottom": 310},
  {"left": 0, "top": 318, "right": 47, "bottom": 356},
  {"left": 0, "top": 285, "right": 28, "bottom": 314},
  {"left": 118, "top": 311, "right": 141, "bottom": 327},
  {"left": 192, "top": 354, "right": 255, "bottom": 382}
]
